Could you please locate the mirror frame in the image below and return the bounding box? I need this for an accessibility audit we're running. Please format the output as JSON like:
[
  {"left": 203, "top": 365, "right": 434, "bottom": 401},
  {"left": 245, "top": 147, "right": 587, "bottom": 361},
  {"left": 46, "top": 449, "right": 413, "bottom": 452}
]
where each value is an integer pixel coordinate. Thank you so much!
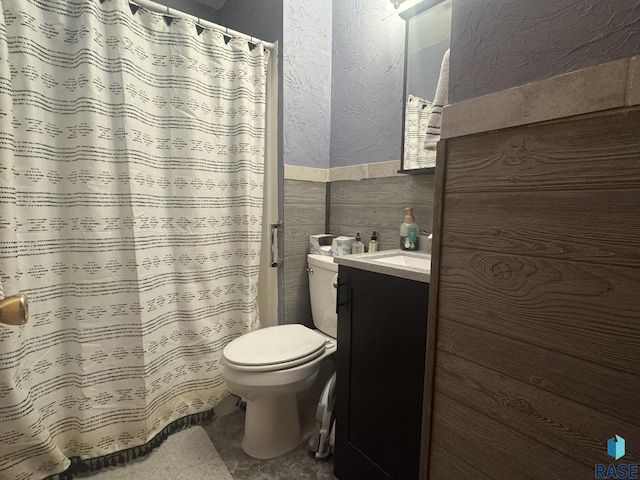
[{"left": 398, "top": 0, "right": 447, "bottom": 175}]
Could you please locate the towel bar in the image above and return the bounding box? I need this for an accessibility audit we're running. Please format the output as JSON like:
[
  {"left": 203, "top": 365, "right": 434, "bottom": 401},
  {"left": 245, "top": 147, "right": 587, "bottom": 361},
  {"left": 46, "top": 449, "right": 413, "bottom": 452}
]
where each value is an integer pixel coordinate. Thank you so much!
[{"left": 0, "top": 293, "right": 29, "bottom": 326}]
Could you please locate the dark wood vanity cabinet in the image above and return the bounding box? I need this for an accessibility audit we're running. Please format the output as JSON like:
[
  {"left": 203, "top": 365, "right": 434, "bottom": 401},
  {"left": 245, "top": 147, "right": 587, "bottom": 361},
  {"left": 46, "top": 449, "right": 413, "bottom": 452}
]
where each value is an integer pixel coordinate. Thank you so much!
[{"left": 334, "top": 265, "right": 429, "bottom": 480}]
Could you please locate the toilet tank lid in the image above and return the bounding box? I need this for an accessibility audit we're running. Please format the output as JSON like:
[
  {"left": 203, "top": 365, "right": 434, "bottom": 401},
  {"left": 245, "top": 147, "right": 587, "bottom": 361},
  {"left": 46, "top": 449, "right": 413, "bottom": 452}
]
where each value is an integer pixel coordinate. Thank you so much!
[
  {"left": 307, "top": 254, "right": 338, "bottom": 272},
  {"left": 223, "top": 324, "right": 326, "bottom": 367}
]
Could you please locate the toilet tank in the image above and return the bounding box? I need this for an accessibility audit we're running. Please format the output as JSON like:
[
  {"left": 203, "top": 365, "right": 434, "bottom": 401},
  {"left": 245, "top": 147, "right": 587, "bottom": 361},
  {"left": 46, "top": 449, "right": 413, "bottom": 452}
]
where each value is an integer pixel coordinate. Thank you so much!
[{"left": 307, "top": 254, "right": 338, "bottom": 338}]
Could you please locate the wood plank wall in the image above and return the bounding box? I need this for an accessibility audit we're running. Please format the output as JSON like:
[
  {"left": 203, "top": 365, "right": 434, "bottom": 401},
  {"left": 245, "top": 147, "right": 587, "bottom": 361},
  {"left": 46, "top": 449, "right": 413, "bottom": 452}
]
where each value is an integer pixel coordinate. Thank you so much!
[
  {"left": 423, "top": 108, "right": 640, "bottom": 479},
  {"left": 283, "top": 179, "right": 326, "bottom": 326},
  {"left": 283, "top": 175, "right": 436, "bottom": 328},
  {"left": 329, "top": 175, "right": 436, "bottom": 251}
]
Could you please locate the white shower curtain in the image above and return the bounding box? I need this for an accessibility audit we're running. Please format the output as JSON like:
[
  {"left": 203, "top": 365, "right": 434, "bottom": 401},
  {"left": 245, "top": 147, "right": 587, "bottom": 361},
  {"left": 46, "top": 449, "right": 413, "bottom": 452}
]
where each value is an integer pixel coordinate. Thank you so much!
[
  {"left": 403, "top": 94, "right": 436, "bottom": 169},
  {"left": 0, "top": 1, "right": 270, "bottom": 478}
]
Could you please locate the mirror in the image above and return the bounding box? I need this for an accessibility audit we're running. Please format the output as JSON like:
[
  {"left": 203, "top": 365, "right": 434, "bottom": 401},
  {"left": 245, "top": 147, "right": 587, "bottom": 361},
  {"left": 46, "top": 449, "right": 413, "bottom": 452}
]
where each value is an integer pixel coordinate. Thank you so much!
[{"left": 400, "top": 0, "right": 452, "bottom": 173}]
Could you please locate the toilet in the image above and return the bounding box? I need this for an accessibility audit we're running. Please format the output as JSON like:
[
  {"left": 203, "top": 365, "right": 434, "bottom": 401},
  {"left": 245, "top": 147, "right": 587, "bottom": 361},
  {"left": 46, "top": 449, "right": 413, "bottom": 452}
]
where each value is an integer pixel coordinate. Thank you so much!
[{"left": 222, "top": 253, "right": 338, "bottom": 459}]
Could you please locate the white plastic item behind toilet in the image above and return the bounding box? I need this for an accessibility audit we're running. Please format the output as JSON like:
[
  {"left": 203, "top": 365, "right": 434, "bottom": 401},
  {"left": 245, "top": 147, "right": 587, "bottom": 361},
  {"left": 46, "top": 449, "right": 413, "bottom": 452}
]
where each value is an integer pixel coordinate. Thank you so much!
[
  {"left": 329, "top": 236, "right": 355, "bottom": 256},
  {"left": 310, "top": 234, "right": 336, "bottom": 255}
]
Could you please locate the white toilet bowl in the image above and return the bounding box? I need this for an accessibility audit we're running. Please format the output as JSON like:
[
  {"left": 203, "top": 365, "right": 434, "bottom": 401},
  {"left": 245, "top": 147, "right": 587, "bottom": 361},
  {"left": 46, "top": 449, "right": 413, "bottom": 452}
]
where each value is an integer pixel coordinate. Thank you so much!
[
  {"left": 223, "top": 323, "right": 337, "bottom": 459},
  {"left": 222, "top": 254, "right": 338, "bottom": 459}
]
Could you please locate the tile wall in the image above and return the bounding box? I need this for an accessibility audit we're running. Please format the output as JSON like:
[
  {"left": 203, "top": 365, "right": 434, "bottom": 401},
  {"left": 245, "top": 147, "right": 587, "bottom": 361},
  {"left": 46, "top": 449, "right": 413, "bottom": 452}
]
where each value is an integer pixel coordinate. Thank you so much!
[
  {"left": 329, "top": 175, "right": 435, "bottom": 251},
  {"left": 282, "top": 163, "right": 436, "bottom": 326},
  {"left": 283, "top": 179, "right": 327, "bottom": 326}
]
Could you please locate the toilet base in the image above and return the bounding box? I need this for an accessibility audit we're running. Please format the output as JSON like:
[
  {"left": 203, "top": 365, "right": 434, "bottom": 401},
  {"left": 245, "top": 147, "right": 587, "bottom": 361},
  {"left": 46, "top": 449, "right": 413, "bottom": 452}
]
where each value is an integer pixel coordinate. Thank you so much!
[{"left": 242, "top": 393, "right": 301, "bottom": 459}]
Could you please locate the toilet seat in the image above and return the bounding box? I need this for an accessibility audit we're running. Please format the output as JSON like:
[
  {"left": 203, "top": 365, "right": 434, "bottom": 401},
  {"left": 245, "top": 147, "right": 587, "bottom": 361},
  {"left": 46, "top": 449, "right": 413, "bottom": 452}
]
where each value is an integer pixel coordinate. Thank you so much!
[{"left": 223, "top": 324, "right": 328, "bottom": 372}]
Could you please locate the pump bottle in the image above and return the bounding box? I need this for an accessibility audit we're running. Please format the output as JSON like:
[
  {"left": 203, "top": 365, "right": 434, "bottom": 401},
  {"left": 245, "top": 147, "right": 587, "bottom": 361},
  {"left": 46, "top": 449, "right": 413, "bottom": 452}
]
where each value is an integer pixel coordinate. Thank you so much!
[
  {"left": 400, "top": 207, "right": 419, "bottom": 251},
  {"left": 368, "top": 231, "right": 378, "bottom": 253},
  {"left": 352, "top": 232, "right": 365, "bottom": 254}
]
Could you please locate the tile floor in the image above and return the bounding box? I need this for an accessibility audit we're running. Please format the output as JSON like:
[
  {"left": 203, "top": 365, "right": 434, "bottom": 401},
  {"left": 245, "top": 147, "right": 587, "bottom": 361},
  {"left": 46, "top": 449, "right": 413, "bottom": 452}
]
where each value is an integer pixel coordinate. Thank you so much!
[{"left": 203, "top": 409, "right": 337, "bottom": 480}]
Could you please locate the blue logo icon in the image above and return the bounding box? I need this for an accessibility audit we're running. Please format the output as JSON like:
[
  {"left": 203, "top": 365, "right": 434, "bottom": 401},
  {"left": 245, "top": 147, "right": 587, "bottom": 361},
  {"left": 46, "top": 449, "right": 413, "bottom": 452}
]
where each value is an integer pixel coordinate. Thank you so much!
[
  {"left": 608, "top": 435, "right": 626, "bottom": 461},
  {"left": 596, "top": 435, "right": 637, "bottom": 479}
]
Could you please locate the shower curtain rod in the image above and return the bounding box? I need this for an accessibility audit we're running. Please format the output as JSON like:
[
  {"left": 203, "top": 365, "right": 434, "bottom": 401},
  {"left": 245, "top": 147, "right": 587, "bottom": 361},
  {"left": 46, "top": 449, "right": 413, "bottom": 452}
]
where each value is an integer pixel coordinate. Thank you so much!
[{"left": 128, "top": 0, "right": 276, "bottom": 50}]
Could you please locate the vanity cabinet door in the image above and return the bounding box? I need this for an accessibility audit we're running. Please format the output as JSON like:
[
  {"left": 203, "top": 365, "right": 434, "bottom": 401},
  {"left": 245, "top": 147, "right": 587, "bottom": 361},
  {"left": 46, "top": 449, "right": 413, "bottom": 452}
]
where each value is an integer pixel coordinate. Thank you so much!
[{"left": 334, "top": 266, "right": 429, "bottom": 480}]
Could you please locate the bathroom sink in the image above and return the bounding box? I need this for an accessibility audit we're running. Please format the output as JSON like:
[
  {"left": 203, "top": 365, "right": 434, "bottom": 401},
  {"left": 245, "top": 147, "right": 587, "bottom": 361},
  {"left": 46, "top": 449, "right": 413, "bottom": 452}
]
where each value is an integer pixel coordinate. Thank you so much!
[
  {"left": 333, "top": 249, "right": 431, "bottom": 283},
  {"left": 373, "top": 254, "right": 430, "bottom": 270}
]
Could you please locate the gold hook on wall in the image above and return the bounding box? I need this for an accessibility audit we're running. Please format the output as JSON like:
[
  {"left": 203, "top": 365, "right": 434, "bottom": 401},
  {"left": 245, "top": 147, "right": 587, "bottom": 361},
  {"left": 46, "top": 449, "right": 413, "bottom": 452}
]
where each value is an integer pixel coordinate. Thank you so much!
[{"left": 0, "top": 294, "right": 29, "bottom": 326}]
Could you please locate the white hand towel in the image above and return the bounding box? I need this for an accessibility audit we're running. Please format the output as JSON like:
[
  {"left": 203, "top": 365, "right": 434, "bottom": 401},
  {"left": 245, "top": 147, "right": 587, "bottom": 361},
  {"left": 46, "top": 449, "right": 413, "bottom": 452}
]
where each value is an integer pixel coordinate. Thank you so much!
[{"left": 423, "top": 48, "right": 450, "bottom": 151}]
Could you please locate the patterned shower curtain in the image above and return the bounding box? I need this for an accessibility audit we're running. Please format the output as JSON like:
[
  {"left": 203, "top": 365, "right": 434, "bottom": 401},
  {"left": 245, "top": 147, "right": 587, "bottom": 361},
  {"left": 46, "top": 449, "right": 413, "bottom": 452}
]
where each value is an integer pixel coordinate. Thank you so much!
[
  {"left": 0, "top": 1, "right": 269, "bottom": 478},
  {"left": 403, "top": 94, "right": 436, "bottom": 169}
]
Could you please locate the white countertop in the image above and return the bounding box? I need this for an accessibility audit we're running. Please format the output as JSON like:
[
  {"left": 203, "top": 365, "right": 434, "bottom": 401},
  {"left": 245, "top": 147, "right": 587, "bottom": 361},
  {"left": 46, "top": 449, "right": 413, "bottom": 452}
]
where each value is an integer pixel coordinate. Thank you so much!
[{"left": 333, "top": 249, "right": 431, "bottom": 283}]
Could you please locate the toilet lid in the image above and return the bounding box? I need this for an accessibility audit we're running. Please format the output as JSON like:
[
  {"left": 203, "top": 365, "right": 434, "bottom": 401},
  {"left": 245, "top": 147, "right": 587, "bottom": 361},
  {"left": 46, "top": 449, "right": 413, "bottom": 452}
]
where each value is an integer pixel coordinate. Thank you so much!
[{"left": 223, "top": 324, "right": 327, "bottom": 368}]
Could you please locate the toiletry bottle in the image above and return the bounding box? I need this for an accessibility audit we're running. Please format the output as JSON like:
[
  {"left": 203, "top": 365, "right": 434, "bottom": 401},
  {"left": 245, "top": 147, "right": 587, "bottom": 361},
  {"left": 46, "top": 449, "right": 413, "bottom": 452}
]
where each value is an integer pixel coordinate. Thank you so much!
[
  {"left": 368, "top": 231, "right": 378, "bottom": 253},
  {"left": 352, "top": 232, "right": 365, "bottom": 254},
  {"left": 400, "top": 207, "right": 419, "bottom": 251}
]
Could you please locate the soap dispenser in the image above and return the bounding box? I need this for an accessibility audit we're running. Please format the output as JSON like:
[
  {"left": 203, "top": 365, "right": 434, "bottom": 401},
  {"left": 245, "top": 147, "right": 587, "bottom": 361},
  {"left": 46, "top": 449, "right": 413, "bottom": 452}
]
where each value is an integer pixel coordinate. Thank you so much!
[
  {"left": 368, "top": 231, "right": 378, "bottom": 253},
  {"left": 400, "top": 207, "right": 419, "bottom": 251},
  {"left": 352, "top": 232, "right": 365, "bottom": 254}
]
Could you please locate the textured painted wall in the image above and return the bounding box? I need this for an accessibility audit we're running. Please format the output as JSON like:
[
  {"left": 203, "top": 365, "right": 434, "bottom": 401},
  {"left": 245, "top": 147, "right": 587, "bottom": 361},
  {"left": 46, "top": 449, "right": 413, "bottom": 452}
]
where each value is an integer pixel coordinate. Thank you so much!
[
  {"left": 330, "top": 1, "right": 405, "bottom": 168},
  {"left": 450, "top": 0, "right": 640, "bottom": 103},
  {"left": 282, "top": 0, "right": 332, "bottom": 168},
  {"left": 161, "top": 0, "right": 222, "bottom": 22},
  {"left": 219, "top": 0, "right": 283, "bottom": 44}
]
